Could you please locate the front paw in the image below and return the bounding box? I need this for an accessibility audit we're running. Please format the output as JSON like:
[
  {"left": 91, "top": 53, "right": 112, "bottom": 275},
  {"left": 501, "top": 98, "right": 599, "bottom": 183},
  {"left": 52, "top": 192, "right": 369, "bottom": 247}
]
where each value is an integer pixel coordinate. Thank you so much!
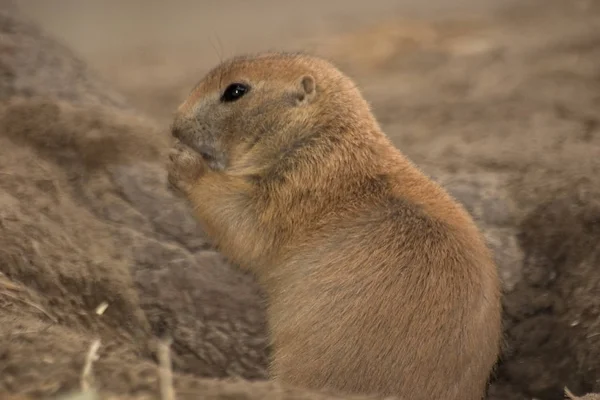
[{"left": 167, "top": 141, "right": 206, "bottom": 196}]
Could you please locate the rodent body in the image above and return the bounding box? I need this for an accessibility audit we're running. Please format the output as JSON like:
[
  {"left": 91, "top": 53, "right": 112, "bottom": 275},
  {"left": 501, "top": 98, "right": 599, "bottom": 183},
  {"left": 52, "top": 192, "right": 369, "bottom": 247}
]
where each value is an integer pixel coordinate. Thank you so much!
[{"left": 168, "top": 52, "right": 502, "bottom": 400}]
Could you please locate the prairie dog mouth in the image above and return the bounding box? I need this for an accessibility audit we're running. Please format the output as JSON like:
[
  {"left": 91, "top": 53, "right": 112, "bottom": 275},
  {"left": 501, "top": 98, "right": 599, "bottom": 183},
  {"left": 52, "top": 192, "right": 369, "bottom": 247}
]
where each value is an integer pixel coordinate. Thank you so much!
[
  {"left": 172, "top": 138, "right": 223, "bottom": 171},
  {"left": 196, "top": 144, "right": 217, "bottom": 164},
  {"left": 172, "top": 134, "right": 215, "bottom": 163}
]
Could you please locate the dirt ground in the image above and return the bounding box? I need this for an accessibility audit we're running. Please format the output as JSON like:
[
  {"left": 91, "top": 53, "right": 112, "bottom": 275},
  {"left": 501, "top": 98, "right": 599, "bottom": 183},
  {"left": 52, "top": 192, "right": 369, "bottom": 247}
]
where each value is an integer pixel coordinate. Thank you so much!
[{"left": 1, "top": 0, "right": 600, "bottom": 399}]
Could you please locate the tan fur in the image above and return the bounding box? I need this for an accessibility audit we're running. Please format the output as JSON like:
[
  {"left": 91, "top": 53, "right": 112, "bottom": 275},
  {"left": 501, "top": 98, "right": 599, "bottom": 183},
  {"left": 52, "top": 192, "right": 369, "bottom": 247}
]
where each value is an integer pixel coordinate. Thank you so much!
[{"left": 167, "top": 52, "right": 502, "bottom": 400}]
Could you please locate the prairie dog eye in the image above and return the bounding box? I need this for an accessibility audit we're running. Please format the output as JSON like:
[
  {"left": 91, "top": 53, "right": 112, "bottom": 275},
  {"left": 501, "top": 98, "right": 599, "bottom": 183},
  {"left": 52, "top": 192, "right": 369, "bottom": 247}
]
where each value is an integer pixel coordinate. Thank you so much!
[{"left": 221, "top": 83, "right": 250, "bottom": 102}]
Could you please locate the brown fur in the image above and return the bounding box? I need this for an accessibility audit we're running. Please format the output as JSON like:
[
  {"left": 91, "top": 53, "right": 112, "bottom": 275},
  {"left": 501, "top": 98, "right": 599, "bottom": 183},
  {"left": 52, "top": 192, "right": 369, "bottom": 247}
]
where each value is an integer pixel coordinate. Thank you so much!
[{"left": 167, "top": 52, "right": 502, "bottom": 400}]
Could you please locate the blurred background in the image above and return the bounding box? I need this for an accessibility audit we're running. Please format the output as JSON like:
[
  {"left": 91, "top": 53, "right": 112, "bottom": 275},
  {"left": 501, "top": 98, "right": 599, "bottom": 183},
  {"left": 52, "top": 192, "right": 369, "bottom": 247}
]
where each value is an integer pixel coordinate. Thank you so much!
[{"left": 18, "top": 0, "right": 521, "bottom": 123}]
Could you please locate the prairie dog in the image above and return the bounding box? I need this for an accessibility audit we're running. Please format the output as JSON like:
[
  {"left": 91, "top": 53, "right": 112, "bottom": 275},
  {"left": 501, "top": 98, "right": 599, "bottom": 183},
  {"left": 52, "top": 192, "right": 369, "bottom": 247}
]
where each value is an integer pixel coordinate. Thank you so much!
[{"left": 167, "top": 52, "right": 502, "bottom": 400}]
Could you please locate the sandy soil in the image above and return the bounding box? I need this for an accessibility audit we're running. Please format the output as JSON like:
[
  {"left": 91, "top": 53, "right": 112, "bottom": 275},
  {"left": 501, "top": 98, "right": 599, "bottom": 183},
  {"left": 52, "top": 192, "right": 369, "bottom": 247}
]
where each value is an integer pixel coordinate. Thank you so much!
[{"left": 1, "top": 0, "right": 600, "bottom": 399}]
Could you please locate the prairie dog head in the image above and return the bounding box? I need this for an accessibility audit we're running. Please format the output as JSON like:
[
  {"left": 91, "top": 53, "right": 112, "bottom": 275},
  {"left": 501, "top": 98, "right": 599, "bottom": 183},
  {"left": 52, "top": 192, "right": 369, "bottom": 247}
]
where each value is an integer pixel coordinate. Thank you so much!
[{"left": 171, "top": 52, "right": 373, "bottom": 173}]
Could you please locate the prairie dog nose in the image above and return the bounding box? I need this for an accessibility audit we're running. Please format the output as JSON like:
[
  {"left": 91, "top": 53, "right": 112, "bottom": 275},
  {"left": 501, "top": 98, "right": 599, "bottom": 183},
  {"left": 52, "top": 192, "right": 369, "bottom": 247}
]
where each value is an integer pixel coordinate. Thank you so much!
[
  {"left": 171, "top": 123, "right": 183, "bottom": 140},
  {"left": 170, "top": 111, "right": 190, "bottom": 140}
]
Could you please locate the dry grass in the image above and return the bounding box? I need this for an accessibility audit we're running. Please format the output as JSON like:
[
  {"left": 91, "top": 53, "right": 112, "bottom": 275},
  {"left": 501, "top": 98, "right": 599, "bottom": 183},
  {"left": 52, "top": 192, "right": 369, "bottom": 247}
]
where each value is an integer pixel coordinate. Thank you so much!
[
  {"left": 565, "top": 387, "right": 600, "bottom": 400},
  {"left": 81, "top": 340, "right": 101, "bottom": 392},
  {"left": 157, "top": 339, "right": 175, "bottom": 400},
  {"left": 0, "top": 273, "right": 57, "bottom": 324},
  {"left": 53, "top": 335, "right": 176, "bottom": 400}
]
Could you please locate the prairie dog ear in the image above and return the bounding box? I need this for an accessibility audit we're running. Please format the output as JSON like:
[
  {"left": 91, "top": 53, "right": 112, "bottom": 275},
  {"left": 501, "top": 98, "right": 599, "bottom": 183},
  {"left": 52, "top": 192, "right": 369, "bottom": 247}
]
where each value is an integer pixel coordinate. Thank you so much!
[{"left": 295, "top": 75, "right": 316, "bottom": 105}]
